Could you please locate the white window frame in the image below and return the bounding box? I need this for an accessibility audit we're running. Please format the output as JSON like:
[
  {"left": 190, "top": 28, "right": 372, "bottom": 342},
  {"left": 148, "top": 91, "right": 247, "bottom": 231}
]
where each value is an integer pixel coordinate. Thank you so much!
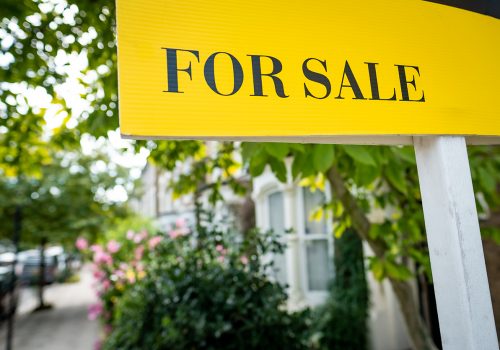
[
  {"left": 263, "top": 189, "right": 289, "bottom": 286},
  {"left": 295, "top": 185, "right": 334, "bottom": 306},
  {"left": 252, "top": 167, "right": 335, "bottom": 309}
]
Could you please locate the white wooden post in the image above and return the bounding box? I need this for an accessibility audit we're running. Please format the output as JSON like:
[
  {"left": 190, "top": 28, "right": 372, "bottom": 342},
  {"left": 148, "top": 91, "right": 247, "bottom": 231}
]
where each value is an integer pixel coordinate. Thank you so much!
[{"left": 414, "top": 136, "right": 498, "bottom": 350}]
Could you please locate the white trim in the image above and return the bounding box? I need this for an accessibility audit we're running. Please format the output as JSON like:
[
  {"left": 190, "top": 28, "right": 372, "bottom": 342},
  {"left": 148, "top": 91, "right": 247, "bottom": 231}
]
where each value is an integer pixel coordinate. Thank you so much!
[{"left": 261, "top": 189, "right": 288, "bottom": 285}]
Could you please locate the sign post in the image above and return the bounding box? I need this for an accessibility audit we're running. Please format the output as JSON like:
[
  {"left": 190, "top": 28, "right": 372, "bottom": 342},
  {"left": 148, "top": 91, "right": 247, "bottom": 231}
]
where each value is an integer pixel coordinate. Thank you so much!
[
  {"left": 414, "top": 136, "right": 498, "bottom": 349},
  {"left": 115, "top": 0, "right": 500, "bottom": 348}
]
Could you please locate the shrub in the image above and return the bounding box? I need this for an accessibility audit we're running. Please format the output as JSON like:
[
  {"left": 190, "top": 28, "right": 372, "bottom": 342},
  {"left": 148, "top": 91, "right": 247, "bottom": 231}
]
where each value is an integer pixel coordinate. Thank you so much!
[
  {"left": 76, "top": 217, "right": 165, "bottom": 333},
  {"left": 102, "top": 223, "right": 312, "bottom": 350}
]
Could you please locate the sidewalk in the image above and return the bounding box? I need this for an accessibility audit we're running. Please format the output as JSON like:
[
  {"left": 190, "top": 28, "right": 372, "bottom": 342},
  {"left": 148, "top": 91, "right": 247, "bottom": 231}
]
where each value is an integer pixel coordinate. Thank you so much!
[{"left": 0, "top": 266, "right": 99, "bottom": 350}]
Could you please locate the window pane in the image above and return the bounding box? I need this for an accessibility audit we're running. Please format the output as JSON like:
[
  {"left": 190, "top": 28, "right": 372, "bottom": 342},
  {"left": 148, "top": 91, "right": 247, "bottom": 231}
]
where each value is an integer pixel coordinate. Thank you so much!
[
  {"left": 306, "top": 240, "right": 329, "bottom": 291},
  {"left": 303, "top": 188, "right": 326, "bottom": 234},
  {"left": 268, "top": 192, "right": 287, "bottom": 285},
  {"left": 269, "top": 192, "right": 285, "bottom": 233},
  {"left": 273, "top": 252, "right": 288, "bottom": 286}
]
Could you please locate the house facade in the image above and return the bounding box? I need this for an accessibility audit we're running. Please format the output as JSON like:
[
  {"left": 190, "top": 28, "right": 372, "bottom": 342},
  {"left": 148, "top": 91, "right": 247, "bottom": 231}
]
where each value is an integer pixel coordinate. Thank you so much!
[
  {"left": 253, "top": 166, "right": 412, "bottom": 350},
  {"left": 131, "top": 162, "right": 413, "bottom": 350}
]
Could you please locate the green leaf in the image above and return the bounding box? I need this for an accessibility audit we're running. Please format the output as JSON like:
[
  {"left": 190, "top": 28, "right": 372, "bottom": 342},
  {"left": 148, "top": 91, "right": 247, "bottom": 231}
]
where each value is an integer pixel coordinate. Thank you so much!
[
  {"left": 301, "top": 153, "right": 316, "bottom": 178},
  {"left": 291, "top": 153, "right": 306, "bottom": 179},
  {"left": 370, "top": 258, "right": 385, "bottom": 281},
  {"left": 288, "top": 143, "right": 306, "bottom": 153},
  {"left": 269, "top": 158, "right": 287, "bottom": 182},
  {"left": 342, "top": 145, "right": 376, "bottom": 166},
  {"left": 354, "top": 163, "right": 378, "bottom": 187},
  {"left": 264, "top": 143, "right": 289, "bottom": 159},
  {"left": 384, "top": 260, "right": 413, "bottom": 281},
  {"left": 368, "top": 224, "right": 382, "bottom": 240},
  {"left": 248, "top": 155, "right": 268, "bottom": 176},
  {"left": 333, "top": 221, "right": 347, "bottom": 238},
  {"left": 392, "top": 147, "right": 416, "bottom": 165},
  {"left": 309, "top": 207, "right": 324, "bottom": 222},
  {"left": 385, "top": 163, "right": 407, "bottom": 195},
  {"left": 478, "top": 167, "right": 496, "bottom": 194},
  {"left": 312, "top": 144, "right": 334, "bottom": 173},
  {"left": 241, "top": 143, "right": 262, "bottom": 162},
  {"left": 332, "top": 201, "right": 344, "bottom": 218}
]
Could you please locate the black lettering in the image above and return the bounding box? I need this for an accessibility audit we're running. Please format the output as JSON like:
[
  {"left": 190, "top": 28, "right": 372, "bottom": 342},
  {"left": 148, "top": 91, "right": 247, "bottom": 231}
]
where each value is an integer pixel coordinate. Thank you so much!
[
  {"left": 248, "top": 54, "right": 288, "bottom": 98},
  {"left": 303, "top": 58, "right": 331, "bottom": 99},
  {"left": 335, "top": 61, "right": 365, "bottom": 100},
  {"left": 395, "top": 65, "right": 425, "bottom": 102},
  {"left": 163, "top": 48, "right": 200, "bottom": 93},
  {"left": 204, "top": 52, "right": 244, "bottom": 96},
  {"left": 365, "top": 62, "right": 396, "bottom": 101}
]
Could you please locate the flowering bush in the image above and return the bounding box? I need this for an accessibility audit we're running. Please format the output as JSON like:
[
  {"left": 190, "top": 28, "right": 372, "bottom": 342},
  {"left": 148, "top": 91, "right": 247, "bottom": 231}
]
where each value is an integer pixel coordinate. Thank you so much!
[
  {"left": 76, "top": 220, "right": 174, "bottom": 343},
  {"left": 83, "top": 220, "right": 312, "bottom": 350}
]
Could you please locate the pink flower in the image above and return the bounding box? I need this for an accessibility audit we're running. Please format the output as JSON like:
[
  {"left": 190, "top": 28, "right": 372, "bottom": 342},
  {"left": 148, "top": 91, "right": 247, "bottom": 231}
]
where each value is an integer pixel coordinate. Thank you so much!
[
  {"left": 93, "top": 251, "right": 112, "bottom": 266},
  {"left": 175, "top": 217, "right": 186, "bottom": 228},
  {"left": 217, "top": 256, "right": 225, "bottom": 264},
  {"left": 90, "top": 245, "right": 103, "bottom": 253},
  {"left": 134, "top": 246, "right": 145, "bottom": 261},
  {"left": 215, "top": 244, "right": 227, "bottom": 256},
  {"left": 240, "top": 255, "right": 249, "bottom": 265},
  {"left": 134, "top": 230, "right": 148, "bottom": 244},
  {"left": 173, "top": 218, "right": 190, "bottom": 236},
  {"left": 102, "top": 279, "right": 112, "bottom": 291},
  {"left": 88, "top": 302, "right": 103, "bottom": 320},
  {"left": 136, "top": 262, "right": 144, "bottom": 273},
  {"left": 168, "top": 230, "right": 181, "bottom": 239},
  {"left": 93, "top": 269, "right": 105, "bottom": 280},
  {"left": 75, "top": 237, "right": 88, "bottom": 251},
  {"left": 148, "top": 236, "right": 163, "bottom": 249},
  {"left": 126, "top": 230, "right": 135, "bottom": 240},
  {"left": 107, "top": 240, "right": 120, "bottom": 254},
  {"left": 169, "top": 219, "right": 190, "bottom": 239},
  {"left": 94, "top": 340, "right": 102, "bottom": 350}
]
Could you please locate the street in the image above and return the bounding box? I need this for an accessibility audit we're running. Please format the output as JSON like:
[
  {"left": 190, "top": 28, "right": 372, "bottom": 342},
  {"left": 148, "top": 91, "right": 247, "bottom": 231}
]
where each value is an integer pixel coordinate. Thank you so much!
[{"left": 0, "top": 266, "right": 99, "bottom": 350}]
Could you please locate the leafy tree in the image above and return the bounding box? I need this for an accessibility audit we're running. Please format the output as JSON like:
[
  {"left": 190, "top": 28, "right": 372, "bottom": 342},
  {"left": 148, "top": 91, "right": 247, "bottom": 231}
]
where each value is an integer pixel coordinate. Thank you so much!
[
  {"left": 241, "top": 142, "right": 500, "bottom": 349},
  {"left": 0, "top": 153, "right": 129, "bottom": 243},
  {"left": 1, "top": 0, "right": 134, "bottom": 309},
  {"left": 1, "top": 0, "right": 119, "bottom": 139},
  {"left": 0, "top": 151, "right": 131, "bottom": 307}
]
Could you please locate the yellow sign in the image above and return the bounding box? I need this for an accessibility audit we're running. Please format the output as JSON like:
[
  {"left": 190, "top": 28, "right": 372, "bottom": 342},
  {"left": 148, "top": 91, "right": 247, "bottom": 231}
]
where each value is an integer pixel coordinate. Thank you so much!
[{"left": 116, "top": 0, "right": 500, "bottom": 140}]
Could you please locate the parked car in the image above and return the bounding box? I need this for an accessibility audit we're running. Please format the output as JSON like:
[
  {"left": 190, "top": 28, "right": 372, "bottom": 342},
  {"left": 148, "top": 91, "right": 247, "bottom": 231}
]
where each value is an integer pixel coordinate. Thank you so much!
[
  {"left": 0, "top": 242, "right": 19, "bottom": 322},
  {"left": 19, "top": 249, "right": 58, "bottom": 285},
  {"left": 18, "top": 246, "right": 74, "bottom": 285}
]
